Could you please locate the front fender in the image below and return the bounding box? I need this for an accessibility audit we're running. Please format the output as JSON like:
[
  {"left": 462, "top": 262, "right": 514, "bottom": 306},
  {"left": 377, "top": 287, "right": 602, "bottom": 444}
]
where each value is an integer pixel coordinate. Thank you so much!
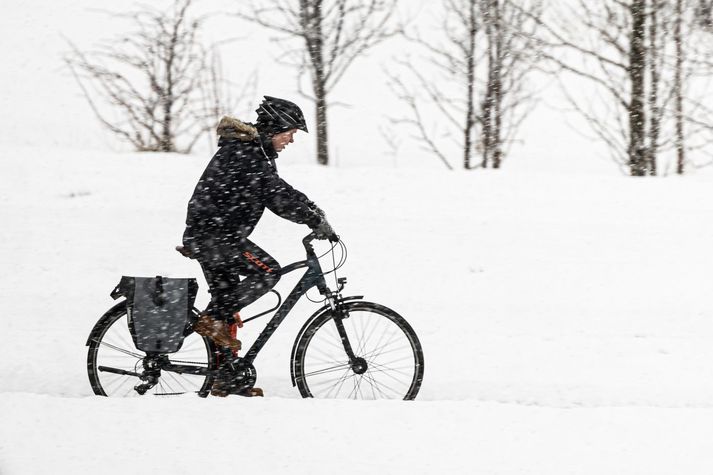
[{"left": 289, "top": 295, "right": 363, "bottom": 386}]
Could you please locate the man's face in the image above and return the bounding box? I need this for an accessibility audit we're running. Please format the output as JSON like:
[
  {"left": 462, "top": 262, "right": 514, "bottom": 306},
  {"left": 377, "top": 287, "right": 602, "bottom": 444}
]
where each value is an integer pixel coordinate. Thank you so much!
[{"left": 271, "top": 129, "right": 298, "bottom": 152}]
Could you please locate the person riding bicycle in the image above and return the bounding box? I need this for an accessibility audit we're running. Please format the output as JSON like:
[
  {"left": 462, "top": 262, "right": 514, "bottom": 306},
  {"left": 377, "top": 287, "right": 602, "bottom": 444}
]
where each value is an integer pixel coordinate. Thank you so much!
[{"left": 182, "top": 96, "right": 337, "bottom": 394}]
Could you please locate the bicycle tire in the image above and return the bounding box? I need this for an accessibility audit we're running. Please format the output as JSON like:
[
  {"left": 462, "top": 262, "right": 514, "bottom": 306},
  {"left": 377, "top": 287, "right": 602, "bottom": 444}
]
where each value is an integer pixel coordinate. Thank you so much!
[
  {"left": 86, "top": 301, "right": 218, "bottom": 397},
  {"left": 292, "top": 301, "right": 424, "bottom": 400}
]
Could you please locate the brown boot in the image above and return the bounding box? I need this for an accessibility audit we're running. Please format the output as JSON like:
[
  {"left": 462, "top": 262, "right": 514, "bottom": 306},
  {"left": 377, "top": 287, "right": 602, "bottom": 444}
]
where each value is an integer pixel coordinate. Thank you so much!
[{"left": 193, "top": 314, "right": 241, "bottom": 350}]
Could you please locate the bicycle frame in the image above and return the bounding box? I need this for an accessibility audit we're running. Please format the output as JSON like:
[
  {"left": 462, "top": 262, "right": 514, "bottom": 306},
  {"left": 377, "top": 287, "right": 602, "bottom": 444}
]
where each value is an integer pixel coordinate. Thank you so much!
[
  {"left": 160, "top": 233, "right": 357, "bottom": 378},
  {"left": 241, "top": 235, "right": 331, "bottom": 363}
]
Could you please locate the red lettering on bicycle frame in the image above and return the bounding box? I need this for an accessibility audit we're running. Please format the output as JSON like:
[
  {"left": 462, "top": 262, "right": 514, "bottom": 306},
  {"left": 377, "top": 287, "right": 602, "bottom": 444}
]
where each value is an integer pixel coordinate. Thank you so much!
[{"left": 242, "top": 251, "right": 273, "bottom": 273}]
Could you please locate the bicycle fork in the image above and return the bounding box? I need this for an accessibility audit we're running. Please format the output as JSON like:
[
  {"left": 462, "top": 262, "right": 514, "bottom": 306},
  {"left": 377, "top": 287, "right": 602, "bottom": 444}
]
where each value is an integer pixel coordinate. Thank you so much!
[{"left": 327, "top": 295, "right": 369, "bottom": 375}]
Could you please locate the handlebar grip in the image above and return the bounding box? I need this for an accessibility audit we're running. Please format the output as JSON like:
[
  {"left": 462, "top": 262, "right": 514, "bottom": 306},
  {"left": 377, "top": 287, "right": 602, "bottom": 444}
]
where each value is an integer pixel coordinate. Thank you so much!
[{"left": 304, "top": 231, "right": 340, "bottom": 244}]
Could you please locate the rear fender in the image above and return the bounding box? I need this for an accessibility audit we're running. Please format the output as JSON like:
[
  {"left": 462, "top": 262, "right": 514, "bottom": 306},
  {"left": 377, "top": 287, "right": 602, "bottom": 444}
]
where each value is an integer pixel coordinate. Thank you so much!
[{"left": 85, "top": 300, "right": 128, "bottom": 346}]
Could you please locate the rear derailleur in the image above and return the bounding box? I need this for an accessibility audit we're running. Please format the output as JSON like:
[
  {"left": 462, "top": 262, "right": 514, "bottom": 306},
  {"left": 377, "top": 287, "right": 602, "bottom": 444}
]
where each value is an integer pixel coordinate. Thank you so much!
[{"left": 133, "top": 355, "right": 165, "bottom": 395}]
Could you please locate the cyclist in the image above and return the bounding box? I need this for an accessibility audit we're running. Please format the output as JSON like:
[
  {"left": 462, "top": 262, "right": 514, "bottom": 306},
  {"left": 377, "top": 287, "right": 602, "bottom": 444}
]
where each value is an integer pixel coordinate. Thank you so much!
[{"left": 182, "top": 96, "right": 337, "bottom": 395}]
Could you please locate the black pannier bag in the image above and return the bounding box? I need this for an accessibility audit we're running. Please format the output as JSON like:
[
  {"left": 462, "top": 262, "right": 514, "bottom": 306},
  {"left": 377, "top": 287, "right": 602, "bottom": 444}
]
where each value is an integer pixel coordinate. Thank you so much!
[{"left": 111, "top": 276, "right": 198, "bottom": 353}]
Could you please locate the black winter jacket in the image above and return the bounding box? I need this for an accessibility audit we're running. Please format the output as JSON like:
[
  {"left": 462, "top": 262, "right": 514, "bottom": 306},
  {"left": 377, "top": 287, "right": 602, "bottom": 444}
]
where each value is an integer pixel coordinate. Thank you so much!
[{"left": 183, "top": 117, "right": 321, "bottom": 245}]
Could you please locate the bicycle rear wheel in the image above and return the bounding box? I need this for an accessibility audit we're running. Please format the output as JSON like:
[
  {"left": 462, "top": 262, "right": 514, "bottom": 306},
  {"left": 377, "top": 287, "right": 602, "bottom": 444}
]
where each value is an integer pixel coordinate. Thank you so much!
[
  {"left": 292, "top": 301, "right": 424, "bottom": 400},
  {"left": 86, "top": 302, "right": 217, "bottom": 397}
]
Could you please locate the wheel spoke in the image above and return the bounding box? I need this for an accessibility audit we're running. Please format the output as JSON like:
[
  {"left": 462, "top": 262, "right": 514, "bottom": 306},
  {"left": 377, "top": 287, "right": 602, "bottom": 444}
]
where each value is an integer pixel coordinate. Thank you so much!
[
  {"left": 367, "top": 363, "right": 415, "bottom": 378},
  {"left": 354, "top": 312, "right": 380, "bottom": 356},
  {"left": 105, "top": 373, "right": 131, "bottom": 392},
  {"left": 363, "top": 371, "right": 390, "bottom": 399},
  {"left": 95, "top": 340, "right": 144, "bottom": 359},
  {"left": 348, "top": 376, "right": 361, "bottom": 399},
  {"left": 362, "top": 371, "right": 380, "bottom": 399},
  {"left": 300, "top": 363, "right": 352, "bottom": 379},
  {"left": 362, "top": 326, "right": 400, "bottom": 360},
  {"left": 369, "top": 354, "right": 416, "bottom": 369},
  {"left": 304, "top": 342, "right": 345, "bottom": 365},
  {"left": 165, "top": 370, "right": 190, "bottom": 393},
  {"left": 355, "top": 375, "right": 366, "bottom": 399},
  {"left": 122, "top": 380, "right": 137, "bottom": 397},
  {"left": 366, "top": 364, "right": 411, "bottom": 387},
  {"left": 324, "top": 368, "right": 353, "bottom": 398},
  {"left": 364, "top": 372, "right": 404, "bottom": 397},
  {"left": 362, "top": 335, "right": 409, "bottom": 361}
]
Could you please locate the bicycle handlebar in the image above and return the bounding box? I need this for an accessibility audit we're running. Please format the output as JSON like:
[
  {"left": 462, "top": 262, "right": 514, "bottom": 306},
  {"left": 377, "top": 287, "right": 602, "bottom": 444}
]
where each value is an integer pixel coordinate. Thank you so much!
[
  {"left": 302, "top": 231, "right": 340, "bottom": 249},
  {"left": 302, "top": 232, "right": 317, "bottom": 248}
]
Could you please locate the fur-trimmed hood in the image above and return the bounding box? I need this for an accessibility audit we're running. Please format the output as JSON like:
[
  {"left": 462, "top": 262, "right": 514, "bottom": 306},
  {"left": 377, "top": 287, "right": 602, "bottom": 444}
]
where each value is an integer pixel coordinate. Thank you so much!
[{"left": 216, "top": 116, "right": 259, "bottom": 142}]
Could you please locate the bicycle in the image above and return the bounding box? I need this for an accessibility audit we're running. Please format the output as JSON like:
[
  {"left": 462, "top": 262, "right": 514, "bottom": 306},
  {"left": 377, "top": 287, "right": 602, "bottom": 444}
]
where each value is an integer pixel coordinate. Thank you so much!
[{"left": 86, "top": 233, "right": 425, "bottom": 399}]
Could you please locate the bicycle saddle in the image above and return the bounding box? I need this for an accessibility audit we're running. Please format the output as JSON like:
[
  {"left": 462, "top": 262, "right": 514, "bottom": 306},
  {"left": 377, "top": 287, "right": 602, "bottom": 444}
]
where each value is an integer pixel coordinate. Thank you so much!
[{"left": 175, "top": 245, "right": 195, "bottom": 259}]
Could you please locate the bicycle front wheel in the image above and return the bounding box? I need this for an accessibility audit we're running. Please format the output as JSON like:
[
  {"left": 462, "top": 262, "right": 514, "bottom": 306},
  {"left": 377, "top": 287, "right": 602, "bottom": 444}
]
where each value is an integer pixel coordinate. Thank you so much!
[
  {"left": 86, "top": 302, "right": 217, "bottom": 397},
  {"left": 292, "top": 301, "right": 424, "bottom": 400}
]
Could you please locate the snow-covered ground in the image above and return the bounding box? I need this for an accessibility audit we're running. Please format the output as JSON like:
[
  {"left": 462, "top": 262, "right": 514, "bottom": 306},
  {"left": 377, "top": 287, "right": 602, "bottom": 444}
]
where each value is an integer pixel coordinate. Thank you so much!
[
  {"left": 2, "top": 145, "right": 713, "bottom": 473},
  {"left": 5, "top": 393, "right": 713, "bottom": 474}
]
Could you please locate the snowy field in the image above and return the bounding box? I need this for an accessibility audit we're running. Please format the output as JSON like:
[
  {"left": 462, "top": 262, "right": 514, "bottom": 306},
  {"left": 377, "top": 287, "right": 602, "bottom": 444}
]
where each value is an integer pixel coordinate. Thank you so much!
[{"left": 2, "top": 146, "right": 713, "bottom": 473}]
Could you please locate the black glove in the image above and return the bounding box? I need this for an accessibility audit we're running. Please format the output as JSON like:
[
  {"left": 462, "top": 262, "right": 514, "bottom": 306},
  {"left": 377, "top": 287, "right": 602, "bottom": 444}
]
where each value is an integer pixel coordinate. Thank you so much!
[
  {"left": 313, "top": 219, "right": 338, "bottom": 242},
  {"left": 309, "top": 203, "right": 327, "bottom": 220}
]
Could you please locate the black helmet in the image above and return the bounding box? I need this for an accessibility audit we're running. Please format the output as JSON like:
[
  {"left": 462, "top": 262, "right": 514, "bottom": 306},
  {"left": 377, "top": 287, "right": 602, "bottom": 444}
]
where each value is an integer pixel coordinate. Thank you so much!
[{"left": 255, "top": 95, "right": 308, "bottom": 134}]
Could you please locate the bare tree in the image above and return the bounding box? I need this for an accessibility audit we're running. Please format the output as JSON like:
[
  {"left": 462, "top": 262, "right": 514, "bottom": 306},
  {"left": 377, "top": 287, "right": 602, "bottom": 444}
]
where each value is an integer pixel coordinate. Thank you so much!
[
  {"left": 531, "top": 1, "right": 659, "bottom": 175},
  {"left": 647, "top": 0, "right": 665, "bottom": 176},
  {"left": 533, "top": 0, "right": 713, "bottom": 176},
  {"left": 65, "top": 0, "right": 240, "bottom": 153},
  {"left": 388, "top": 0, "right": 542, "bottom": 170},
  {"left": 236, "top": 0, "right": 399, "bottom": 165},
  {"left": 681, "top": 0, "right": 713, "bottom": 171},
  {"left": 629, "top": 0, "right": 648, "bottom": 176},
  {"left": 479, "top": 0, "right": 544, "bottom": 169},
  {"left": 481, "top": 0, "right": 501, "bottom": 169},
  {"left": 695, "top": 0, "right": 713, "bottom": 29},
  {"left": 674, "top": 0, "right": 686, "bottom": 174}
]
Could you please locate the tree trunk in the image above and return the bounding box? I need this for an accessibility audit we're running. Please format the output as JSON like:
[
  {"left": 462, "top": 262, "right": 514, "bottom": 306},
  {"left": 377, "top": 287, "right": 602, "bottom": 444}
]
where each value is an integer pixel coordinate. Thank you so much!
[
  {"left": 646, "top": 0, "right": 661, "bottom": 176},
  {"left": 464, "top": 0, "right": 477, "bottom": 170},
  {"left": 674, "top": 0, "right": 685, "bottom": 174},
  {"left": 314, "top": 83, "right": 329, "bottom": 166},
  {"left": 161, "top": 15, "right": 182, "bottom": 153},
  {"left": 303, "top": 1, "right": 330, "bottom": 166},
  {"left": 161, "top": 87, "right": 174, "bottom": 152},
  {"left": 492, "top": 0, "right": 503, "bottom": 169},
  {"left": 628, "top": 0, "right": 647, "bottom": 176},
  {"left": 481, "top": 0, "right": 495, "bottom": 168}
]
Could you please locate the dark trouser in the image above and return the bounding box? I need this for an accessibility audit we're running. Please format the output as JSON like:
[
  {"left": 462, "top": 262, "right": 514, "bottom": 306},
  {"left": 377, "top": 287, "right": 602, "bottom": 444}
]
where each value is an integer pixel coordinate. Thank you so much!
[{"left": 191, "top": 236, "right": 281, "bottom": 323}]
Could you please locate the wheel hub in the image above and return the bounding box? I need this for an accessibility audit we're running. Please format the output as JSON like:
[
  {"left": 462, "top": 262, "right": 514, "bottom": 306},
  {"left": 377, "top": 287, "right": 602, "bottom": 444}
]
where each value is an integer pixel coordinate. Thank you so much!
[{"left": 351, "top": 357, "right": 368, "bottom": 375}]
